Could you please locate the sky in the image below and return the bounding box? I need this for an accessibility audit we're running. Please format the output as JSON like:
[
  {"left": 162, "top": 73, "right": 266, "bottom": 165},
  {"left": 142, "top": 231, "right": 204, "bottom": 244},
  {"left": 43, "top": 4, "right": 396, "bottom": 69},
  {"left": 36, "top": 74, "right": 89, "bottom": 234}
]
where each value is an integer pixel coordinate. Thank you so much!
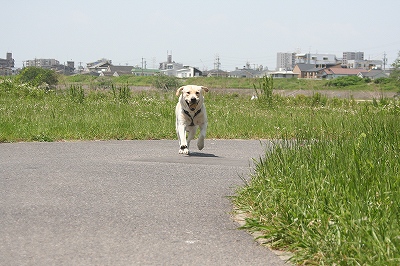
[{"left": 2, "top": 0, "right": 400, "bottom": 71}]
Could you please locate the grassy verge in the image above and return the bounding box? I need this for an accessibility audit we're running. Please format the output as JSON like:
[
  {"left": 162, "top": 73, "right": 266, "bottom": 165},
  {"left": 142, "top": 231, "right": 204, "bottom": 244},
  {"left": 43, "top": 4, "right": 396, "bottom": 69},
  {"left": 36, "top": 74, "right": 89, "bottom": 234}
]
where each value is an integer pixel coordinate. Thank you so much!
[{"left": 233, "top": 100, "right": 400, "bottom": 264}]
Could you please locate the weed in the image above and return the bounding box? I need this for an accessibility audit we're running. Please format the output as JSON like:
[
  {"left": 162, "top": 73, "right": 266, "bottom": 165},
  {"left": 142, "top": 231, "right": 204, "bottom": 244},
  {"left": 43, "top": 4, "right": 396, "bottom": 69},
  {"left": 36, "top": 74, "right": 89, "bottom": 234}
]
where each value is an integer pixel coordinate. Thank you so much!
[
  {"left": 111, "top": 83, "right": 131, "bottom": 103},
  {"left": 68, "top": 85, "right": 85, "bottom": 103},
  {"left": 253, "top": 75, "right": 274, "bottom": 106}
]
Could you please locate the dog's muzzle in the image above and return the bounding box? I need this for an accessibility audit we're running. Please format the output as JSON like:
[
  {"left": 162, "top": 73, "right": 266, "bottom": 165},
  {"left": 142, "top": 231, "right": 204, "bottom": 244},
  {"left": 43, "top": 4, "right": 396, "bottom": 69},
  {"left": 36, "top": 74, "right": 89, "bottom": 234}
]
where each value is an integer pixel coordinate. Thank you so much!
[{"left": 187, "top": 97, "right": 198, "bottom": 111}]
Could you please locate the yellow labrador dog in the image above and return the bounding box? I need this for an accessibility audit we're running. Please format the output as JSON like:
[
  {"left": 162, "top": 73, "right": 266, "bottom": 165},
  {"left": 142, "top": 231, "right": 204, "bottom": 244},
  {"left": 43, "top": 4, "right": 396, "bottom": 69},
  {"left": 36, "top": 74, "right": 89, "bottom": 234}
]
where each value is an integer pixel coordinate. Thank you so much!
[{"left": 175, "top": 85, "right": 209, "bottom": 154}]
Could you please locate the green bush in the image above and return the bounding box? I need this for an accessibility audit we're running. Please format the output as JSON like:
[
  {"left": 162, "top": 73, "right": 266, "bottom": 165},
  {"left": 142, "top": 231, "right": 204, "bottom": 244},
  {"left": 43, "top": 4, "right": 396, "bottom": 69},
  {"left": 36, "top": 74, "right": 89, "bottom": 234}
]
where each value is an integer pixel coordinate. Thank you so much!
[
  {"left": 326, "top": 76, "right": 367, "bottom": 87},
  {"left": 152, "top": 74, "right": 181, "bottom": 91},
  {"left": 374, "top": 77, "right": 390, "bottom": 84},
  {"left": 17, "top": 67, "right": 59, "bottom": 88}
]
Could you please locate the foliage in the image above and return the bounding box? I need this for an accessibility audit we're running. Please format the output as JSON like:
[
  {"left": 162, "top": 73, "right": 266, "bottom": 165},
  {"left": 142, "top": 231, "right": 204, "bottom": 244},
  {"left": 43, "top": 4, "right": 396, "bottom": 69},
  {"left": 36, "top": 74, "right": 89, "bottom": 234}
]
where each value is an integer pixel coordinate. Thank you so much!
[
  {"left": 325, "top": 75, "right": 367, "bottom": 87},
  {"left": 253, "top": 75, "right": 274, "bottom": 106},
  {"left": 390, "top": 51, "right": 400, "bottom": 92},
  {"left": 152, "top": 74, "right": 181, "bottom": 91},
  {"left": 68, "top": 85, "right": 85, "bottom": 103},
  {"left": 111, "top": 83, "right": 131, "bottom": 103},
  {"left": 17, "top": 67, "right": 59, "bottom": 88},
  {"left": 374, "top": 77, "right": 390, "bottom": 84}
]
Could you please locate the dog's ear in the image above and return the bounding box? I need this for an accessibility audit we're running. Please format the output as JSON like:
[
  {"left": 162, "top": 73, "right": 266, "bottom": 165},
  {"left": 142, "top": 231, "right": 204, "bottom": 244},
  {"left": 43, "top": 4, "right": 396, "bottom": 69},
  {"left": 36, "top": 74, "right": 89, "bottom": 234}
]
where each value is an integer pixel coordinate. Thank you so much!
[
  {"left": 176, "top": 86, "right": 184, "bottom": 96},
  {"left": 201, "top": 86, "right": 209, "bottom": 93}
]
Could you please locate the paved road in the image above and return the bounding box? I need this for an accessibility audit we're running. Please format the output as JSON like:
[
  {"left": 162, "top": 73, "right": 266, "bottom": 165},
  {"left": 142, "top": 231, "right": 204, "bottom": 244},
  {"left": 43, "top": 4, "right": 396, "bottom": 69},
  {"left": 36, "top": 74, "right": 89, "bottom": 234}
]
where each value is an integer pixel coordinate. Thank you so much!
[{"left": 1, "top": 140, "right": 287, "bottom": 265}]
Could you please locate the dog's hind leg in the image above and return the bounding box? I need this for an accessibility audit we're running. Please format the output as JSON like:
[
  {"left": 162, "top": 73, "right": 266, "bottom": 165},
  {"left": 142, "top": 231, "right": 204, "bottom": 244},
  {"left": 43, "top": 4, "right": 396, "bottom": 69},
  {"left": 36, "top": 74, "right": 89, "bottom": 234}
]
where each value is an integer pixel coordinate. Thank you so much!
[{"left": 197, "top": 123, "right": 207, "bottom": 150}]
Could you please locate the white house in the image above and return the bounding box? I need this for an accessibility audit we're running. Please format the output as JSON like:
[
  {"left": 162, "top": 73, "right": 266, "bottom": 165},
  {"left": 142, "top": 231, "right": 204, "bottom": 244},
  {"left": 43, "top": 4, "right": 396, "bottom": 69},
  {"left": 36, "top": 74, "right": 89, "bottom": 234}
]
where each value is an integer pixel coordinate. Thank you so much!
[{"left": 175, "top": 66, "right": 202, "bottom": 78}]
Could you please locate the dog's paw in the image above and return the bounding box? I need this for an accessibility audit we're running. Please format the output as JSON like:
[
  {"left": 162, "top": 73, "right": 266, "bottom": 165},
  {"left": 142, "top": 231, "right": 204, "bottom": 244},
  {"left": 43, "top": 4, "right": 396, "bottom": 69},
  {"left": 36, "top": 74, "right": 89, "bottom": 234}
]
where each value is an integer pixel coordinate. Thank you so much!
[{"left": 179, "top": 145, "right": 189, "bottom": 155}]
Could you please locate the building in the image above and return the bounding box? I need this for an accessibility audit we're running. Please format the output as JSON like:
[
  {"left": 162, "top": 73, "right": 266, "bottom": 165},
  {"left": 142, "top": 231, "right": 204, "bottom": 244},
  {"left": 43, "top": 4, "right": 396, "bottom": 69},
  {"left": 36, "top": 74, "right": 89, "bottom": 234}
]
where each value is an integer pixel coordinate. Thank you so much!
[
  {"left": 296, "top": 53, "right": 338, "bottom": 68},
  {"left": 101, "top": 65, "right": 135, "bottom": 76},
  {"left": 320, "top": 67, "right": 368, "bottom": 79},
  {"left": 25, "top": 58, "right": 60, "bottom": 68},
  {"left": 86, "top": 59, "right": 112, "bottom": 73},
  {"left": 202, "top": 69, "right": 229, "bottom": 77},
  {"left": 175, "top": 66, "right": 202, "bottom": 78},
  {"left": 269, "top": 70, "right": 298, "bottom": 79},
  {"left": 346, "top": 59, "right": 383, "bottom": 70},
  {"left": 357, "top": 69, "right": 388, "bottom": 80},
  {"left": 228, "top": 67, "right": 265, "bottom": 78},
  {"left": 292, "top": 64, "right": 323, "bottom": 79},
  {"left": 0, "top": 52, "right": 16, "bottom": 76},
  {"left": 276, "top": 52, "right": 296, "bottom": 70},
  {"left": 131, "top": 67, "right": 160, "bottom": 76},
  {"left": 158, "top": 53, "right": 201, "bottom": 77},
  {"left": 342, "top": 51, "right": 364, "bottom": 65},
  {"left": 159, "top": 54, "right": 184, "bottom": 76},
  {"left": 0, "top": 52, "right": 14, "bottom": 68},
  {"left": 24, "top": 58, "right": 75, "bottom": 74}
]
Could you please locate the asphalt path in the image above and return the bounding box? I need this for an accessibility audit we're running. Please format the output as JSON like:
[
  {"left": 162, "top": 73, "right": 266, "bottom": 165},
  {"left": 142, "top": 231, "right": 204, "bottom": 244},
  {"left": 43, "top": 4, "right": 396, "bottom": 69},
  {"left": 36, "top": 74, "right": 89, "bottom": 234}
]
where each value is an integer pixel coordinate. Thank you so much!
[{"left": 1, "top": 140, "right": 287, "bottom": 265}]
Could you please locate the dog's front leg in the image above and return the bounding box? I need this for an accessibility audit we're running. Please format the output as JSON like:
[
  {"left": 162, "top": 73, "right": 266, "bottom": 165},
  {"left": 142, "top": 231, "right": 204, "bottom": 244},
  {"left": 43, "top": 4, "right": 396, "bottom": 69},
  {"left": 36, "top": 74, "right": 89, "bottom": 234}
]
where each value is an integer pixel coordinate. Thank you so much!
[
  {"left": 197, "top": 122, "right": 207, "bottom": 150},
  {"left": 186, "top": 126, "right": 197, "bottom": 152},
  {"left": 177, "top": 124, "right": 189, "bottom": 154}
]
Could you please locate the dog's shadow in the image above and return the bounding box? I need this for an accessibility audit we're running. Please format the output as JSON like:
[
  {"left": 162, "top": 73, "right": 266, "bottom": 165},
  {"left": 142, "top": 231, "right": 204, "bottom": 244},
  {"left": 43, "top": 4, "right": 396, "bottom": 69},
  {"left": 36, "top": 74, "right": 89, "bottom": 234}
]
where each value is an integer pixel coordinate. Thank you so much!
[{"left": 187, "top": 152, "right": 219, "bottom": 158}]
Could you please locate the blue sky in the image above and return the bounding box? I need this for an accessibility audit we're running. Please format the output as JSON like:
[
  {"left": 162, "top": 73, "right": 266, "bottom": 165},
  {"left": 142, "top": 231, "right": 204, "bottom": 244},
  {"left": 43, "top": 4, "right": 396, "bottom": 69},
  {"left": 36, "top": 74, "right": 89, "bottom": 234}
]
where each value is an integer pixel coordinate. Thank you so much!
[{"left": 2, "top": 0, "right": 400, "bottom": 70}]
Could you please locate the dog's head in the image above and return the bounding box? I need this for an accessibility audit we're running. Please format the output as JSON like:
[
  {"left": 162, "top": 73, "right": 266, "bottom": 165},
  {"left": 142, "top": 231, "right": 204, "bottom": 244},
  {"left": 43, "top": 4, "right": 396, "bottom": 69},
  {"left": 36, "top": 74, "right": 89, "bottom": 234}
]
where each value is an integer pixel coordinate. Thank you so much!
[{"left": 176, "top": 85, "right": 209, "bottom": 111}]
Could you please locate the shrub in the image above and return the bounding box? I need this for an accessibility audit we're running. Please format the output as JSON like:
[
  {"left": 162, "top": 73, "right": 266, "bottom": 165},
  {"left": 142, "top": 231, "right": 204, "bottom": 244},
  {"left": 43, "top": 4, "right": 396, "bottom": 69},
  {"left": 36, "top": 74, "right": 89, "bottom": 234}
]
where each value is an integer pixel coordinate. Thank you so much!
[
  {"left": 374, "top": 77, "right": 390, "bottom": 84},
  {"left": 326, "top": 76, "right": 366, "bottom": 87},
  {"left": 17, "top": 67, "right": 59, "bottom": 88},
  {"left": 152, "top": 74, "right": 181, "bottom": 91}
]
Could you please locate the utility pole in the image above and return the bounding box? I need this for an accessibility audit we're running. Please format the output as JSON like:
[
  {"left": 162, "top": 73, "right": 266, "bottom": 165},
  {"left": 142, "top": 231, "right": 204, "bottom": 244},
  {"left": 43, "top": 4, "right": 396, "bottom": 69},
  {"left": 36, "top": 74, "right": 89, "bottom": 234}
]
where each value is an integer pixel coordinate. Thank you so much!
[
  {"left": 214, "top": 55, "right": 221, "bottom": 76},
  {"left": 383, "top": 52, "right": 387, "bottom": 70},
  {"left": 141, "top": 57, "right": 146, "bottom": 76}
]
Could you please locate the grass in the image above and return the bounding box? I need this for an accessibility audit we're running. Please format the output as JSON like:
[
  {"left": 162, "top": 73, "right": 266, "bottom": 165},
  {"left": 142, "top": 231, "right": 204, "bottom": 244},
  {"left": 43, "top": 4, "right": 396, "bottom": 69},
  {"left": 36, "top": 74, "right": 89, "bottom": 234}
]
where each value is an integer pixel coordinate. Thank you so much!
[
  {"left": 0, "top": 79, "right": 360, "bottom": 142},
  {"left": 60, "top": 74, "right": 400, "bottom": 92},
  {"left": 1, "top": 77, "right": 400, "bottom": 264},
  {"left": 233, "top": 102, "right": 400, "bottom": 264}
]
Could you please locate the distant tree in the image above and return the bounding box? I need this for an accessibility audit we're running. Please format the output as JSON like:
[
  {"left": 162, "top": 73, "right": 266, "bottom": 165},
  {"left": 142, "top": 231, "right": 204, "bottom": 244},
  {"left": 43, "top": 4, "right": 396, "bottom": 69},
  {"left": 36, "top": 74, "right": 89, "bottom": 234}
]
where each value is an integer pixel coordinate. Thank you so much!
[
  {"left": 152, "top": 73, "right": 181, "bottom": 91},
  {"left": 18, "top": 67, "right": 59, "bottom": 88},
  {"left": 390, "top": 51, "right": 400, "bottom": 82}
]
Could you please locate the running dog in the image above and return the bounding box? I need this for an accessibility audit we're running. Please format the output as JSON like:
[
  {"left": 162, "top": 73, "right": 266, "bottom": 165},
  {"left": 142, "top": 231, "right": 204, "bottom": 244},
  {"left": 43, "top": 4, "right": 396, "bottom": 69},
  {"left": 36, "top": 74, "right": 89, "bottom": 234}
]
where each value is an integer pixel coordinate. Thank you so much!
[{"left": 175, "top": 85, "right": 209, "bottom": 154}]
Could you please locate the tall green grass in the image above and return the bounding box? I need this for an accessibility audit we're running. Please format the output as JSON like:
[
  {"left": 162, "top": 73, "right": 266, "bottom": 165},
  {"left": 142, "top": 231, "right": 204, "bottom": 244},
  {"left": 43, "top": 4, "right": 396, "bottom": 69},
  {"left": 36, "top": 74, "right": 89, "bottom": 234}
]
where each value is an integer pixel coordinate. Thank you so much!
[
  {"left": 1, "top": 78, "right": 398, "bottom": 143},
  {"left": 0, "top": 81, "right": 176, "bottom": 142},
  {"left": 234, "top": 100, "right": 400, "bottom": 264}
]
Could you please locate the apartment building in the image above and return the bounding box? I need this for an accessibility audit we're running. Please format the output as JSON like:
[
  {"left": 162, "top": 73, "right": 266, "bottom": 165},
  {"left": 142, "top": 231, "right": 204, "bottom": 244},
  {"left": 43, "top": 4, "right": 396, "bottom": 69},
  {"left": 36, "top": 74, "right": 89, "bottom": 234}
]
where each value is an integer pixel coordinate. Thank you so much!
[
  {"left": 276, "top": 52, "right": 296, "bottom": 70},
  {"left": 342, "top": 51, "right": 364, "bottom": 64},
  {"left": 25, "top": 58, "right": 60, "bottom": 68}
]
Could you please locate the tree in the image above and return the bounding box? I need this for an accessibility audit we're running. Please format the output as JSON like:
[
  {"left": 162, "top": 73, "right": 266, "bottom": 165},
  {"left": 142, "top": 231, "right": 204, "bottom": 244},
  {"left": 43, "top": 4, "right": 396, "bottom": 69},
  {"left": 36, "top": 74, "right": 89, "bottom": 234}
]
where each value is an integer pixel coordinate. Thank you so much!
[
  {"left": 152, "top": 73, "right": 181, "bottom": 91},
  {"left": 17, "top": 67, "right": 59, "bottom": 88},
  {"left": 390, "top": 51, "right": 400, "bottom": 82}
]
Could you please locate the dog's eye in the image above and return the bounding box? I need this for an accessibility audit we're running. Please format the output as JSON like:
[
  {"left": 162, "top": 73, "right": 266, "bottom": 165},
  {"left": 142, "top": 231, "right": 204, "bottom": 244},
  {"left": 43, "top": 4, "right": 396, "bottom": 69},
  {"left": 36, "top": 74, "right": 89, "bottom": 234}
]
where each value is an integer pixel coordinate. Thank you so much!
[{"left": 196, "top": 92, "right": 200, "bottom": 94}]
